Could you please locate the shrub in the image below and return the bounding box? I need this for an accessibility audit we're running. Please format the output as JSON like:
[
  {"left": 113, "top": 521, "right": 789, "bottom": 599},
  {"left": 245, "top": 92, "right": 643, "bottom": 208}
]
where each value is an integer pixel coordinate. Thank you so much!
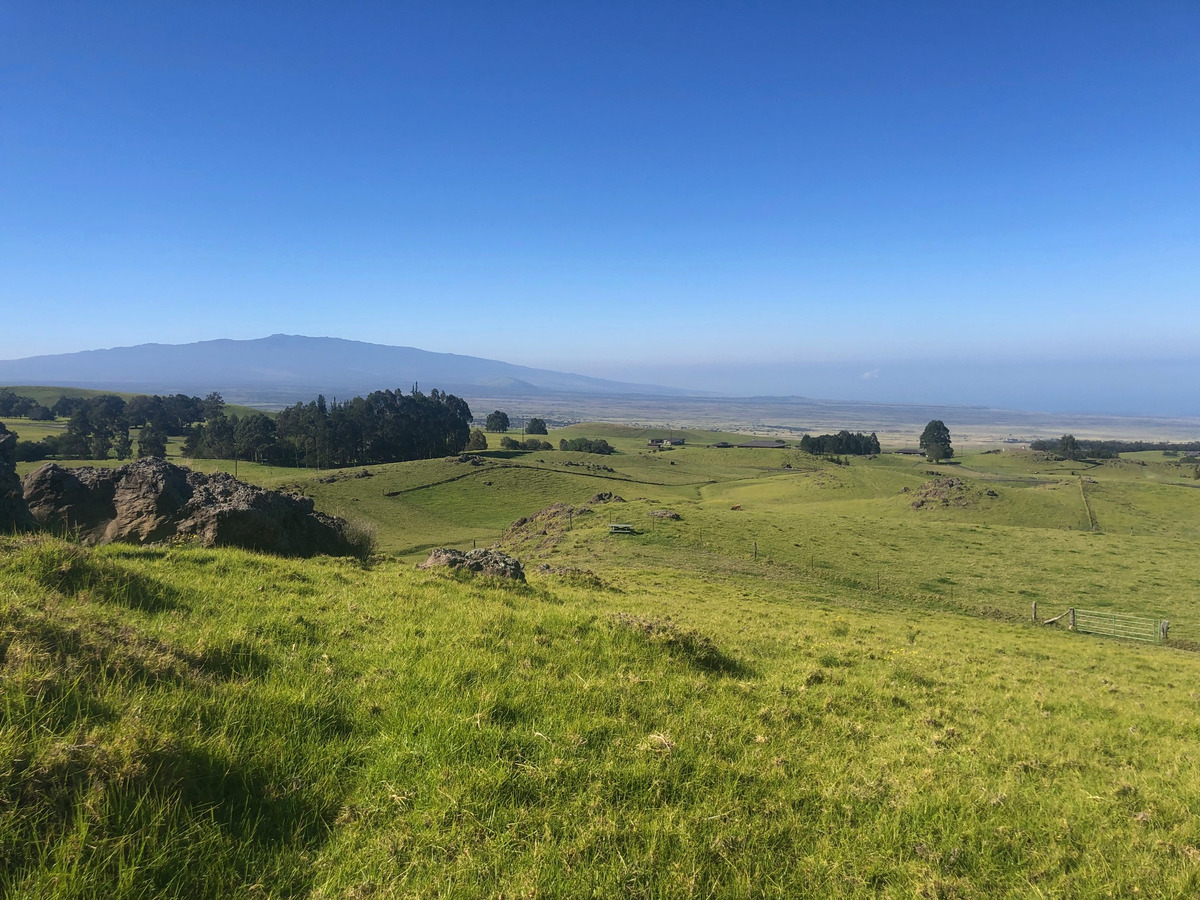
[{"left": 558, "top": 437, "right": 614, "bottom": 455}]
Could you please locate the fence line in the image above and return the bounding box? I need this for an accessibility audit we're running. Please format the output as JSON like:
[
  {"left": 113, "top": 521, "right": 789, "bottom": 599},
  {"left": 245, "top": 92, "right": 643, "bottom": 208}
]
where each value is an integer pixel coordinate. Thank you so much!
[
  {"left": 680, "top": 532, "right": 1175, "bottom": 644},
  {"left": 1079, "top": 476, "right": 1099, "bottom": 531}
]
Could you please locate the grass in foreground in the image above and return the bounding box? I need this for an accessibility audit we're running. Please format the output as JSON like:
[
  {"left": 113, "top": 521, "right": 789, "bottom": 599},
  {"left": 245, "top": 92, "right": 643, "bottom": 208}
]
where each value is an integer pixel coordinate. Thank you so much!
[{"left": 3, "top": 535, "right": 1200, "bottom": 897}]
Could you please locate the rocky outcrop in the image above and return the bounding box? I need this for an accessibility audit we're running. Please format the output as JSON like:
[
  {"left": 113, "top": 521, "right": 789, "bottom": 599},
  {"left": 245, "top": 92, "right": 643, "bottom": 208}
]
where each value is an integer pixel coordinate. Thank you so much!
[
  {"left": 0, "top": 423, "right": 36, "bottom": 532},
  {"left": 418, "top": 548, "right": 525, "bottom": 580},
  {"left": 22, "top": 458, "right": 357, "bottom": 556},
  {"left": 909, "top": 477, "right": 997, "bottom": 511}
]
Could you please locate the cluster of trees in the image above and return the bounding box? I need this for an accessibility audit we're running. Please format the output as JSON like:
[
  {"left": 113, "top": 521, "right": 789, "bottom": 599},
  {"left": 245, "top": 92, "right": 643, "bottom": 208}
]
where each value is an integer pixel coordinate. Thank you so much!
[
  {"left": 482, "top": 411, "right": 549, "bottom": 435},
  {"left": 559, "top": 437, "right": 614, "bottom": 455},
  {"left": 0, "top": 390, "right": 53, "bottom": 421},
  {"left": 14, "top": 392, "right": 223, "bottom": 462},
  {"left": 799, "top": 431, "right": 881, "bottom": 456},
  {"left": 465, "top": 415, "right": 552, "bottom": 452},
  {"left": 1028, "top": 437, "right": 1200, "bottom": 460},
  {"left": 185, "top": 388, "right": 472, "bottom": 467},
  {"left": 500, "top": 437, "right": 553, "bottom": 451},
  {"left": 919, "top": 420, "right": 954, "bottom": 462}
]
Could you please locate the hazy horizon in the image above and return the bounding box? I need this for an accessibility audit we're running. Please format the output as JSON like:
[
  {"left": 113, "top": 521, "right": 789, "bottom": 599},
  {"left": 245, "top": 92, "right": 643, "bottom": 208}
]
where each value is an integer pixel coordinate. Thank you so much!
[{"left": 3, "top": 333, "right": 1200, "bottom": 419}]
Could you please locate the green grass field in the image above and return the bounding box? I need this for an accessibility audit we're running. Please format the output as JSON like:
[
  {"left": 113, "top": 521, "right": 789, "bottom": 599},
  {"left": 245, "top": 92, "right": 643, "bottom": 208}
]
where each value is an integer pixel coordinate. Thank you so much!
[{"left": 5, "top": 423, "right": 1200, "bottom": 896}]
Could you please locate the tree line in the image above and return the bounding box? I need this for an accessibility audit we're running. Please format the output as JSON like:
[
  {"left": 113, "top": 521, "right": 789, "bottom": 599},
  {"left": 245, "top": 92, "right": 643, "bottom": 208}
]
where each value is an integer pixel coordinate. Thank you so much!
[
  {"left": 187, "top": 388, "right": 473, "bottom": 467},
  {"left": 0, "top": 390, "right": 54, "bottom": 421},
  {"left": 6, "top": 390, "right": 596, "bottom": 468},
  {"left": 10, "top": 387, "right": 478, "bottom": 468},
  {"left": 1029, "top": 436, "right": 1200, "bottom": 460},
  {"left": 14, "top": 392, "right": 225, "bottom": 461},
  {"left": 799, "top": 430, "right": 881, "bottom": 456}
]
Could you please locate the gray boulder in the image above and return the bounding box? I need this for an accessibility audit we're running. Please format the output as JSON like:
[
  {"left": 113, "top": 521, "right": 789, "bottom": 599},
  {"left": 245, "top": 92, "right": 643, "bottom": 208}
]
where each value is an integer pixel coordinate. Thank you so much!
[
  {"left": 22, "top": 458, "right": 357, "bottom": 557},
  {"left": 418, "top": 547, "right": 525, "bottom": 580}
]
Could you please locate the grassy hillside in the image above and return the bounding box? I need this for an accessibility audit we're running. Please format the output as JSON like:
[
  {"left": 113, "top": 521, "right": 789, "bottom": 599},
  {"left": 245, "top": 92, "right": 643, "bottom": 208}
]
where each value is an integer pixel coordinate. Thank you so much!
[
  {"left": 3, "top": 533, "right": 1200, "bottom": 898},
  {"left": 6, "top": 423, "right": 1200, "bottom": 895}
]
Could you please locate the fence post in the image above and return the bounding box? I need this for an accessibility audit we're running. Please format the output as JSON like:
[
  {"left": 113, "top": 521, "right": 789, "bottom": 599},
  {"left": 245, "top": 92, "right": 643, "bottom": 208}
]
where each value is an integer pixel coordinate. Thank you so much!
[
  {"left": 1069, "top": 608, "right": 1076, "bottom": 631},
  {"left": 1161, "top": 620, "right": 1170, "bottom": 642},
  {"left": 1032, "top": 601, "right": 1037, "bottom": 622}
]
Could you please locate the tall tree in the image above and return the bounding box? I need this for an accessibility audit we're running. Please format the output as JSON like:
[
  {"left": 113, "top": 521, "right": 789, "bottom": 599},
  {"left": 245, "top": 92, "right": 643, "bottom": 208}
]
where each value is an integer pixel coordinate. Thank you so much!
[
  {"left": 138, "top": 423, "right": 168, "bottom": 459},
  {"left": 201, "top": 391, "right": 225, "bottom": 420},
  {"left": 919, "top": 420, "right": 953, "bottom": 462},
  {"left": 485, "top": 410, "right": 510, "bottom": 433}
]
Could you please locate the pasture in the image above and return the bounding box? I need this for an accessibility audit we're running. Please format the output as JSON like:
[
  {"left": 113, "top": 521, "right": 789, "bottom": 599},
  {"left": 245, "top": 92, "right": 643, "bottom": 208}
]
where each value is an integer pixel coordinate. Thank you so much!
[{"left": 4, "top": 421, "right": 1200, "bottom": 896}]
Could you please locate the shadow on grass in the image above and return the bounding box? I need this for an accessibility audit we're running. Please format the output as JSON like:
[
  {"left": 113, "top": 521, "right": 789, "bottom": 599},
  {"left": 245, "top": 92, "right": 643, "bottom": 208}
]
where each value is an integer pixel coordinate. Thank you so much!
[
  {"left": 0, "top": 724, "right": 348, "bottom": 898},
  {"left": 0, "top": 617, "right": 349, "bottom": 898},
  {"left": 611, "top": 612, "right": 755, "bottom": 677},
  {"left": 0, "top": 607, "right": 271, "bottom": 687},
  {"left": 15, "top": 539, "right": 184, "bottom": 612}
]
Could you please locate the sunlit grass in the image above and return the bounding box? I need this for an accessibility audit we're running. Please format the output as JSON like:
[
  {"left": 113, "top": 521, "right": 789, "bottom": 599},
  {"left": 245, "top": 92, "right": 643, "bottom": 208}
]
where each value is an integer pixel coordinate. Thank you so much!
[{"left": 6, "top": 427, "right": 1200, "bottom": 895}]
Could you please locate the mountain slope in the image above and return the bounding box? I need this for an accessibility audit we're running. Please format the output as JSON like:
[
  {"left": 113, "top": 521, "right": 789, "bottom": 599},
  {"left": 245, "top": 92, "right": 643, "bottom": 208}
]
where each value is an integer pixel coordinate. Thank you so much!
[{"left": 0, "top": 335, "right": 694, "bottom": 400}]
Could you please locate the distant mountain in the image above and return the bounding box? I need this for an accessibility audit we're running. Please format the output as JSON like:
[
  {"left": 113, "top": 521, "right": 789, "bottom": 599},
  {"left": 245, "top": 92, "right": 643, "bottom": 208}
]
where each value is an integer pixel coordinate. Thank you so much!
[{"left": 0, "top": 335, "right": 697, "bottom": 405}]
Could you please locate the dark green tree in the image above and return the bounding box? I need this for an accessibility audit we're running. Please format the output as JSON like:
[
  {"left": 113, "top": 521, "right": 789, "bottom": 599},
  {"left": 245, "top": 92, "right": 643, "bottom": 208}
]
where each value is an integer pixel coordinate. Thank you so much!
[
  {"left": 113, "top": 431, "right": 133, "bottom": 460},
  {"left": 194, "top": 414, "right": 235, "bottom": 459},
  {"left": 1058, "top": 434, "right": 1081, "bottom": 461},
  {"left": 919, "top": 420, "right": 953, "bottom": 462},
  {"left": 559, "top": 437, "right": 614, "bottom": 455},
  {"left": 235, "top": 413, "right": 277, "bottom": 464},
  {"left": 526, "top": 417, "right": 548, "bottom": 435},
  {"left": 138, "top": 423, "right": 168, "bottom": 459},
  {"left": 201, "top": 392, "right": 225, "bottom": 420},
  {"left": 485, "top": 410, "right": 510, "bottom": 432}
]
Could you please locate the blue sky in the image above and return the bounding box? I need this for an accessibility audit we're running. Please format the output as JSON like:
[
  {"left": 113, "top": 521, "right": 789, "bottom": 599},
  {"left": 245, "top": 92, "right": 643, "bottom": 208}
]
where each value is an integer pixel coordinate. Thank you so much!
[{"left": 2, "top": 2, "right": 1198, "bottom": 412}]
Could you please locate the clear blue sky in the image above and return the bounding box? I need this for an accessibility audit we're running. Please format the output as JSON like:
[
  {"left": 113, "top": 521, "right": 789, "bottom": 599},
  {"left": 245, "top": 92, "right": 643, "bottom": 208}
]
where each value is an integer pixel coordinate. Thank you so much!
[{"left": 2, "top": 2, "right": 1198, "bottom": 412}]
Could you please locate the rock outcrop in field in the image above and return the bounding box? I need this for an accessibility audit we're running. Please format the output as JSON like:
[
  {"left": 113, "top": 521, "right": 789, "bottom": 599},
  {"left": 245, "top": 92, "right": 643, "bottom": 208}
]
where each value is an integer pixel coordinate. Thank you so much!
[
  {"left": 418, "top": 547, "right": 525, "bottom": 580},
  {"left": 908, "top": 476, "right": 998, "bottom": 510},
  {"left": 0, "top": 423, "right": 36, "bottom": 532},
  {"left": 22, "top": 458, "right": 358, "bottom": 557}
]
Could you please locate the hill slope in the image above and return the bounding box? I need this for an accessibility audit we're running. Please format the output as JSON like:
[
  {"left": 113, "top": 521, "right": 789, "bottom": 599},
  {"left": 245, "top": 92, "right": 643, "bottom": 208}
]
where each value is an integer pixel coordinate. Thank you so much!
[
  {"left": 3, "top": 534, "right": 1199, "bottom": 898},
  {"left": 0, "top": 335, "right": 695, "bottom": 404}
]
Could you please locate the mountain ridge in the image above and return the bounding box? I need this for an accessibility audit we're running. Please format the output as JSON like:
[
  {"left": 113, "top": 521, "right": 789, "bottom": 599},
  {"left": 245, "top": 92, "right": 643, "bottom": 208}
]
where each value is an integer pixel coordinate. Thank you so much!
[{"left": 0, "top": 334, "right": 705, "bottom": 403}]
